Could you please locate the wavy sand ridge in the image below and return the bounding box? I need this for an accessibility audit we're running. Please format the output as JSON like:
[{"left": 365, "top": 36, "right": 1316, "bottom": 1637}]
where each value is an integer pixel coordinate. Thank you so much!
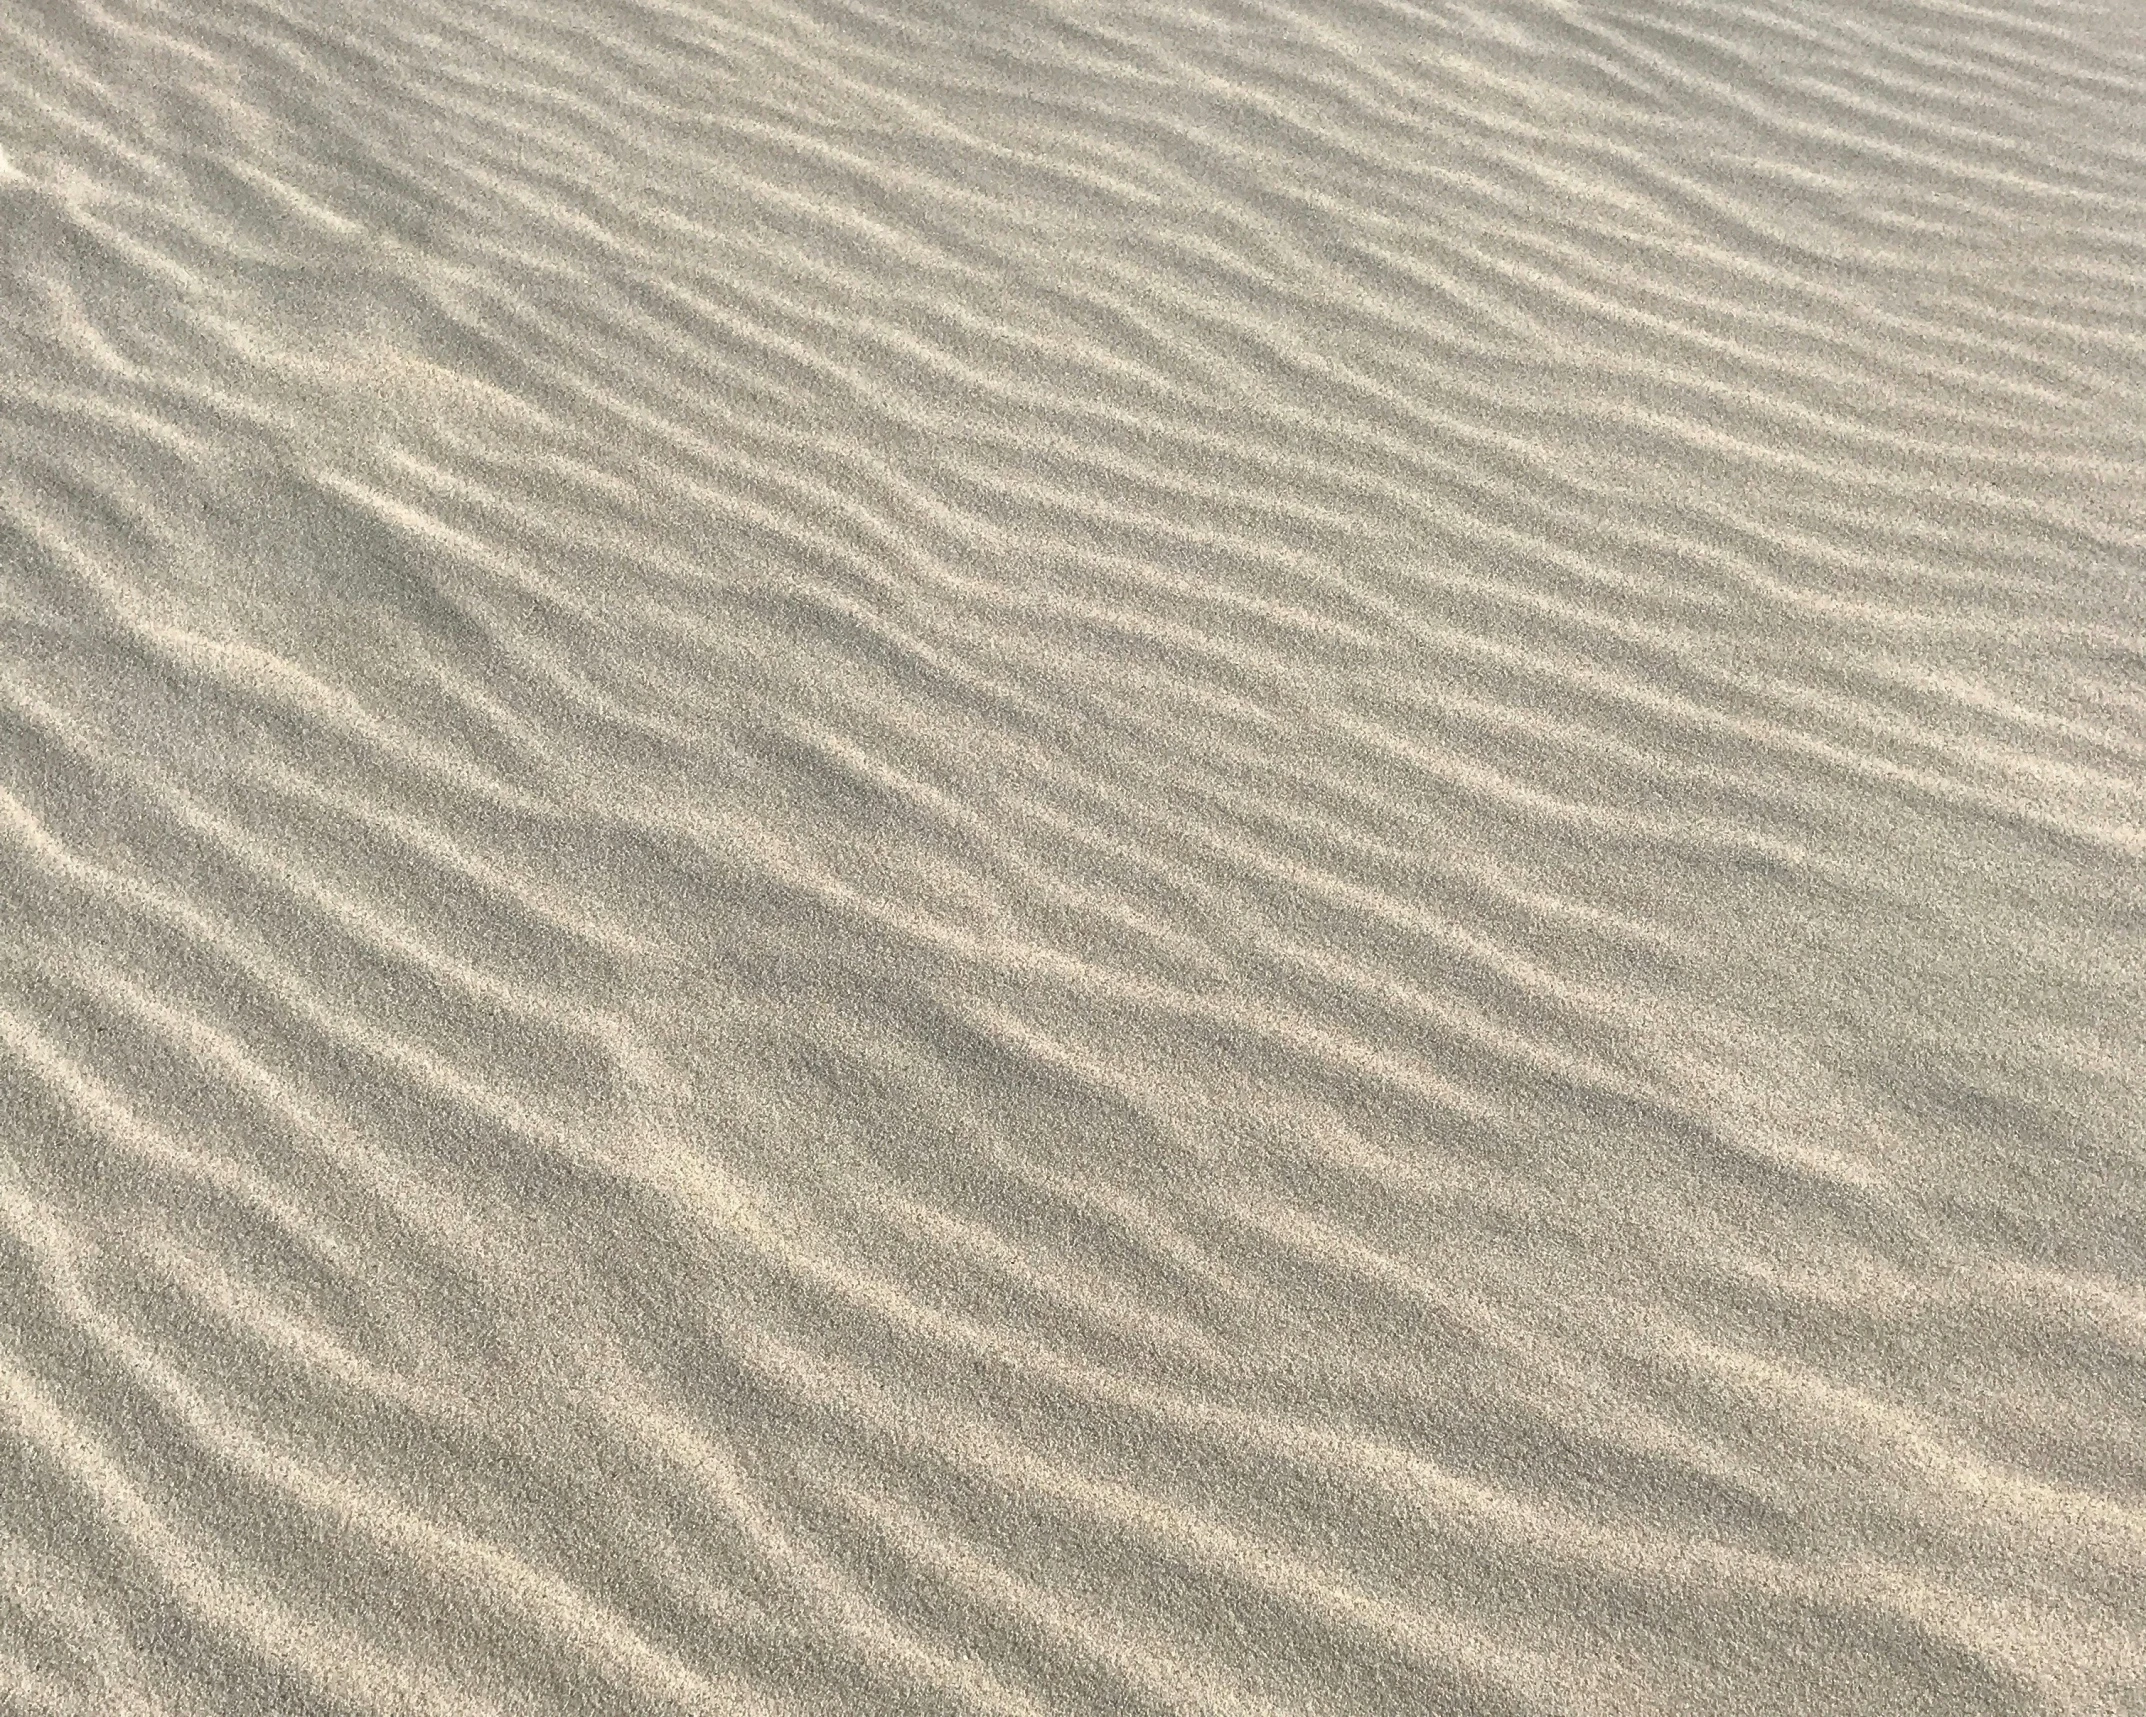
[{"left": 2, "top": 0, "right": 2143, "bottom": 1712}]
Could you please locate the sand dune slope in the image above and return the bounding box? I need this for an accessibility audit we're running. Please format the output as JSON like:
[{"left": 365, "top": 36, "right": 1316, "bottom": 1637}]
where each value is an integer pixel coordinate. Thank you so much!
[{"left": 2, "top": 0, "right": 2144, "bottom": 1712}]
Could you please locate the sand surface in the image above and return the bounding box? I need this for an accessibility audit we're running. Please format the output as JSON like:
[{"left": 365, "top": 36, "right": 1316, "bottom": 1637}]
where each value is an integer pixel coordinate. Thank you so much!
[{"left": 3, "top": 1, "right": 2145, "bottom": 1712}]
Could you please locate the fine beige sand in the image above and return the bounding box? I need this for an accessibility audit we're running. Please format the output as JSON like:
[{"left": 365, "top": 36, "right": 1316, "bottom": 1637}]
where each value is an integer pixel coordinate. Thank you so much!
[{"left": 3, "top": 1, "right": 2144, "bottom": 1712}]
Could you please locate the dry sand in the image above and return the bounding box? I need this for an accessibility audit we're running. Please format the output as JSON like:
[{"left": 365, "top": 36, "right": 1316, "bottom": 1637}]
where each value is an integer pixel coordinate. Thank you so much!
[{"left": 3, "top": 0, "right": 2145, "bottom": 1712}]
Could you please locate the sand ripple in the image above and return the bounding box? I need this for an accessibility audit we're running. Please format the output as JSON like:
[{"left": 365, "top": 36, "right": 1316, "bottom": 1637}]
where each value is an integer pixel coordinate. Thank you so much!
[{"left": 2, "top": 0, "right": 2142, "bottom": 1711}]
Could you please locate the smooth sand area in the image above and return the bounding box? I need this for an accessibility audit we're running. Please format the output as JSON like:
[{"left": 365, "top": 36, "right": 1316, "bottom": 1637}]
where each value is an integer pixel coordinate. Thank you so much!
[{"left": 2, "top": 1, "right": 2143, "bottom": 1712}]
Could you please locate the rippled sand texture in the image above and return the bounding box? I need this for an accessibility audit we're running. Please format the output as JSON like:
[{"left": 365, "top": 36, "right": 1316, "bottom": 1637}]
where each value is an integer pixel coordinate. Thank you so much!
[{"left": 4, "top": 0, "right": 2145, "bottom": 1711}]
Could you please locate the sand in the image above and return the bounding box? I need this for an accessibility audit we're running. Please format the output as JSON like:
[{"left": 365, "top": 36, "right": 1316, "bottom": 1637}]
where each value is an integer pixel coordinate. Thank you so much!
[{"left": 2, "top": 0, "right": 2143, "bottom": 1711}]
